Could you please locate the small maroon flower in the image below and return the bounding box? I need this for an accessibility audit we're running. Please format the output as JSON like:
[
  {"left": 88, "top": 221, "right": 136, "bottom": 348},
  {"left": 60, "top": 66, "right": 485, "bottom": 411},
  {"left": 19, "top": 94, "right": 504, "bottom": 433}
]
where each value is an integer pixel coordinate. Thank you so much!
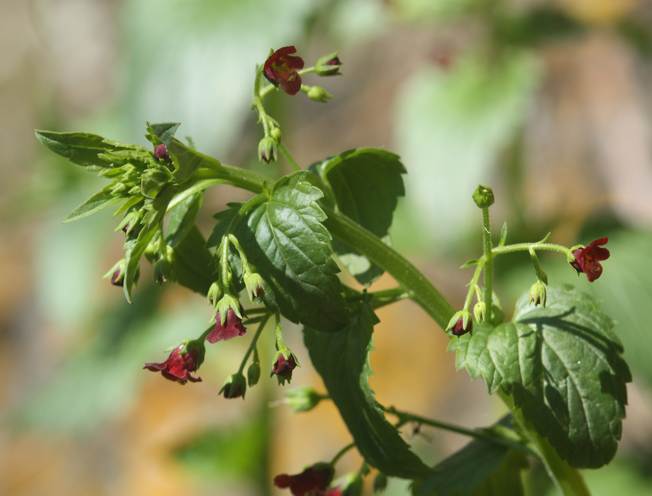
[
  {"left": 272, "top": 353, "right": 298, "bottom": 385},
  {"left": 570, "top": 237, "right": 610, "bottom": 282},
  {"left": 206, "top": 308, "right": 246, "bottom": 343},
  {"left": 451, "top": 317, "right": 472, "bottom": 336},
  {"left": 153, "top": 143, "right": 169, "bottom": 161},
  {"left": 263, "top": 46, "right": 305, "bottom": 95},
  {"left": 274, "top": 463, "right": 334, "bottom": 496},
  {"left": 144, "top": 341, "right": 205, "bottom": 385}
]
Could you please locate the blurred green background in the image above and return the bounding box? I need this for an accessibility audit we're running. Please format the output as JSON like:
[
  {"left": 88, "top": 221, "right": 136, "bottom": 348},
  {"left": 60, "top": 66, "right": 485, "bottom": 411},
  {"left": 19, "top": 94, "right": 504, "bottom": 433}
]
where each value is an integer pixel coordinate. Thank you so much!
[{"left": 2, "top": 0, "right": 652, "bottom": 494}]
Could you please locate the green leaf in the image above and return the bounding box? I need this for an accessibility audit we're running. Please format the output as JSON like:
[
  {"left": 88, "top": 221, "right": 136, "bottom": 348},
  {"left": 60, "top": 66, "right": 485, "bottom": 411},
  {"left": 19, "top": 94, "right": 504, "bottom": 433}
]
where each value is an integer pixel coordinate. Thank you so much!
[
  {"left": 64, "top": 185, "right": 117, "bottom": 222},
  {"left": 240, "top": 173, "right": 348, "bottom": 331},
  {"left": 146, "top": 122, "right": 180, "bottom": 145},
  {"left": 451, "top": 286, "right": 630, "bottom": 468},
  {"left": 123, "top": 212, "right": 164, "bottom": 302},
  {"left": 166, "top": 192, "right": 202, "bottom": 248},
  {"left": 412, "top": 420, "right": 526, "bottom": 496},
  {"left": 35, "top": 130, "right": 139, "bottom": 168},
  {"left": 170, "top": 226, "right": 215, "bottom": 295},
  {"left": 304, "top": 302, "right": 429, "bottom": 479},
  {"left": 168, "top": 138, "right": 214, "bottom": 183},
  {"left": 313, "top": 148, "right": 406, "bottom": 285}
]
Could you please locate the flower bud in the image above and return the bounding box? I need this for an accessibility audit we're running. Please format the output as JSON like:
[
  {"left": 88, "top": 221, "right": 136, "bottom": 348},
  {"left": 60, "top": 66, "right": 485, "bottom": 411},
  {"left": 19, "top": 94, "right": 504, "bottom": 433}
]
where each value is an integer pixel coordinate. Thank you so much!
[
  {"left": 154, "top": 257, "right": 173, "bottom": 284},
  {"left": 153, "top": 143, "right": 169, "bottom": 161},
  {"left": 283, "top": 387, "right": 324, "bottom": 413},
  {"left": 473, "top": 301, "right": 487, "bottom": 323},
  {"left": 270, "top": 127, "right": 282, "bottom": 142},
  {"left": 244, "top": 272, "right": 265, "bottom": 301},
  {"left": 206, "top": 281, "right": 223, "bottom": 307},
  {"left": 258, "top": 136, "right": 278, "bottom": 163},
  {"left": 447, "top": 310, "right": 472, "bottom": 336},
  {"left": 104, "top": 260, "right": 126, "bottom": 287},
  {"left": 247, "top": 360, "right": 261, "bottom": 387},
  {"left": 472, "top": 185, "right": 495, "bottom": 208},
  {"left": 307, "top": 85, "right": 332, "bottom": 103},
  {"left": 529, "top": 280, "right": 547, "bottom": 307},
  {"left": 219, "top": 372, "right": 247, "bottom": 399},
  {"left": 315, "top": 52, "right": 342, "bottom": 76}
]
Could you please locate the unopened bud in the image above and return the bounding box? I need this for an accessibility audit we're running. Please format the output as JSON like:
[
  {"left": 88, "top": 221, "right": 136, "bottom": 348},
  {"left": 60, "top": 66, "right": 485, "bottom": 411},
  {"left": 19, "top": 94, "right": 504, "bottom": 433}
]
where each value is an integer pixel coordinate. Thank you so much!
[
  {"left": 447, "top": 310, "right": 472, "bottom": 336},
  {"left": 258, "top": 136, "right": 278, "bottom": 163},
  {"left": 307, "top": 85, "right": 332, "bottom": 103},
  {"left": 207, "top": 281, "right": 223, "bottom": 307},
  {"left": 244, "top": 272, "right": 265, "bottom": 301},
  {"left": 529, "top": 280, "right": 547, "bottom": 307},
  {"left": 283, "top": 387, "right": 323, "bottom": 413},
  {"left": 247, "top": 360, "right": 261, "bottom": 387},
  {"left": 219, "top": 372, "right": 247, "bottom": 399},
  {"left": 473, "top": 301, "right": 487, "bottom": 323},
  {"left": 315, "top": 52, "right": 342, "bottom": 76},
  {"left": 472, "top": 185, "right": 495, "bottom": 208}
]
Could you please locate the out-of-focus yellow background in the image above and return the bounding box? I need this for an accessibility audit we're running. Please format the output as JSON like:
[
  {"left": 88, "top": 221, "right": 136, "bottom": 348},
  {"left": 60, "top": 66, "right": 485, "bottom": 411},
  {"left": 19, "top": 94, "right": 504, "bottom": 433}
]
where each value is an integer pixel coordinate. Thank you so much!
[{"left": 2, "top": 0, "right": 652, "bottom": 494}]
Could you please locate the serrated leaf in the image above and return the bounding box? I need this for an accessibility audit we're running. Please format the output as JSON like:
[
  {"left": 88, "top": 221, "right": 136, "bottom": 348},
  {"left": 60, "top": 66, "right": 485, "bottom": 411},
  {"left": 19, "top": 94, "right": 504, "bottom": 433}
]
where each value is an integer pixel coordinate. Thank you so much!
[
  {"left": 35, "top": 130, "right": 139, "bottom": 168},
  {"left": 313, "top": 148, "right": 406, "bottom": 285},
  {"left": 412, "top": 418, "right": 526, "bottom": 496},
  {"left": 451, "top": 286, "right": 630, "bottom": 468},
  {"left": 166, "top": 193, "right": 202, "bottom": 248},
  {"left": 304, "top": 302, "right": 429, "bottom": 478},
  {"left": 241, "top": 173, "right": 348, "bottom": 331},
  {"left": 146, "top": 122, "right": 180, "bottom": 145},
  {"left": 64, "top": 185, "right": 117, "bottom": 222}
]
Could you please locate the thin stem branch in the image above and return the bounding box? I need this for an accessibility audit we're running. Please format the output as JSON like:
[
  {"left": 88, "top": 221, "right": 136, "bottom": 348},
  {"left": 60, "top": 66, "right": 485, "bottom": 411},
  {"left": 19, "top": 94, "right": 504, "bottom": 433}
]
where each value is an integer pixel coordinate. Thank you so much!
[
  {"left": 492, "top": 242, "right": 572, "bottom": 259},
  {"left": 330, "top": 442, "right": 355, "bottom": 465},
  {"left": 279, "top": 143, "right": 301, "bottom": 171},
  {"left": 383, "top": 406, "right": 533, "bottom": 455},
  {"left": 481, "top": 207, "right": 493, "bottom": 317},
  {"left": 237, "top": 315, "right": 270, "bottom": 374}
]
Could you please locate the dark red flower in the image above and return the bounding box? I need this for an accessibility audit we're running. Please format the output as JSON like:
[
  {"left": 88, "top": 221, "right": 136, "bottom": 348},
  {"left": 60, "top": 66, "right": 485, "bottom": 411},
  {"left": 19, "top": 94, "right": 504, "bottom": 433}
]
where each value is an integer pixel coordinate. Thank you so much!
[
  {"left": 264, "top": 46, "right": 305, "bottom": 95},
  {"left": 153, "top": 143, "right": 169, "bottom": 161},
  {"left": 570, "top": 237, "right": 610, "bottom": 282},
  {"left": 206, "top": 308, "right": 246, "bottom": 343},
  {"left": 274, "top": 463, "right": 334, "bottom": 496},
  {"left": 451, "top": 317, "right": 472, "bottom": 336},
  {"left": 144, "top": 341, "right": 204, "bottom": 384},
  {"left": 272, "top": 353, "right": 298, "bottom": 385}
]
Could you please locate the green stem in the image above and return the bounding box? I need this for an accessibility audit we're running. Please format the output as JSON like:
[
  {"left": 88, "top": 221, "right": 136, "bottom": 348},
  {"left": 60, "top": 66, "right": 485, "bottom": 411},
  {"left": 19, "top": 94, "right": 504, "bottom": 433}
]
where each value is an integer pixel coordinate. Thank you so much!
[
  {"left": 383, "top": 406, "right": 532, "bottom": 454},
  {"left": 463, "top": 263, "right": 484, "bottom": 312},
  {"left": 331, "top": 442, "right": 355, "bottom": 465},
  {"left": 492, "top": 242, "right": 572, "bottom": 259},
  {"left": 279, "top": 142, "right": 301, "bottom": 171},
  {"left": 237, "top": 315, "right": 270, "bottom": 374},
  {"left": 500, "top": 392, "right": 589, "bottom": 496},
  {"left": 481, "top": 207, "right": 493, "bottom": 316}
]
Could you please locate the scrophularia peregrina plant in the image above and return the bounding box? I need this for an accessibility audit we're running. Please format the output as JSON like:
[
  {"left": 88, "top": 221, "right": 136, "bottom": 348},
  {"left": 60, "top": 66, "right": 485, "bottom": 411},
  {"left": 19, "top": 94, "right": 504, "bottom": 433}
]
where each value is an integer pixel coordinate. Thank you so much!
[{"left": 36, "top": 45, "right": 631, "bottom": 495}]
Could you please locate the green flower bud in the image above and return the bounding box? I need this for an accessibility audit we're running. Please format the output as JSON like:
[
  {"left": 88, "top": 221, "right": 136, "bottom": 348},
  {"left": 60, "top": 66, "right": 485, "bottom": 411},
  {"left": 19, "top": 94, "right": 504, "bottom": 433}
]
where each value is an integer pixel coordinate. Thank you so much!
[
  {"left": 214, "top": 294, "right": 242, "bottom": 324},
  {"left": 529, "top": 280, "right": 547, "bottom": 307},
  {"left": 472, "top": 184, "right": 495, "bottom": 208},
  {"left": 447, "top": 310, "right": 472, "bottom": 336},
  {"left": 258, "top": 136, "right": 278, "bottom": 163},
  {"left": 244, "top": 272, "right": 265, "bottom": 301},
  {"left": 154, "top": 257, "right": 173, "bottom": 284},
  {"left": 315, "top": 52, "right": 342, "bottom": 76},
  {"left": 307, "top": 85, "right": 332, "bottom": 103},
  {"left": 247, "top": 360, "right": 261, "bottom": 387},
  {"left": 473, "top": 301, "right": 487, "bottom": 323},
  {"left": 219, "top": 372, "right": 247, "bottom": 399},
  {"left": 207, "top": 281, "right": 223, "bottom": 307},
  {"left": 270, "top": 127, "right": 282, "bottom": 142},
  {"left": 283, "top": 387, "right": 323, "bottom": 413}
]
